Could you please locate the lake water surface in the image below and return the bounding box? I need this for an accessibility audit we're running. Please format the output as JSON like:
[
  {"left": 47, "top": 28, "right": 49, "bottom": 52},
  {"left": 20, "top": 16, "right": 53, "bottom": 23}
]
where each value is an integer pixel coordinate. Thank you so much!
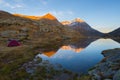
[{"left": 38, "top": 39, "right": 120, "bottom": 73}]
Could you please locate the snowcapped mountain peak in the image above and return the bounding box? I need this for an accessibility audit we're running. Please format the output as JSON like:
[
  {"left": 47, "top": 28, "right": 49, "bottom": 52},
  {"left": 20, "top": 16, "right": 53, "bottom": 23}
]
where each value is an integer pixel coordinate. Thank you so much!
[
  {"left": 61, "top": 18, "right": 103, "bottom": 37},
  {"left": 72, "top": 18, "right": 85, "bottom": 23},
  {"left": 61, "top": 21, "right": 71, "bottom": 25},
  {"left": 61, "top": 18, "right": 85, "bottom": 26}
]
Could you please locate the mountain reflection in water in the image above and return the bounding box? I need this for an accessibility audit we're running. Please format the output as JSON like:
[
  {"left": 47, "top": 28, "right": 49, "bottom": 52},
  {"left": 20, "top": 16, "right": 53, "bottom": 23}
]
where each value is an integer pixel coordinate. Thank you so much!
[
  {"left": 38, "top": 38, "right": 120, "bottom": 73},
  {"left": 43, "top": 51, "right": 57, "bottom": 57},
  {"left": 41, "top": 38, "right": 96, "bottom": 57}
]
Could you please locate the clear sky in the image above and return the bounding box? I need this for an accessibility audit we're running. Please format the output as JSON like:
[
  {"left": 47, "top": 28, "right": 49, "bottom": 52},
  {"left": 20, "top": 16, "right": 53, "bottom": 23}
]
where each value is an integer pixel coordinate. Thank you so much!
[{"left": 0, "top": 0, "right": 120, "bottom": 33}]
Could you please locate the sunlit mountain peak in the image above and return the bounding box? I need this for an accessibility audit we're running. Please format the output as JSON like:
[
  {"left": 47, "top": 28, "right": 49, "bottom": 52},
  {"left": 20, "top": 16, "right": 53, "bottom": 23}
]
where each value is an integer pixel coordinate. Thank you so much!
[
  {"left": 14, "top": 13, "right": 57, "bottom": 20},
  {"left": 72, "top": 18, "right": 85, "bottom": 23},
  {"left": 61, "top": 18, "right": 85, "bottom": 25},
  {"left": 61, "top": 21, "right": 71, "bottom": 25},
  {"left": 42, "top": 13, "right": 57, "bottom": 20}
]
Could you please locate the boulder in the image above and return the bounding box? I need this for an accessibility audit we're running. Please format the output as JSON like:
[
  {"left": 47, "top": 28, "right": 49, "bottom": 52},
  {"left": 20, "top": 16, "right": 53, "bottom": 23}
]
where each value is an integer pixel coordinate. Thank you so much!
[
  {"left": 113, "top": 70, "right": 120, "bottom": 80},
  {"left": 89, "top": 48, "right": 120, "bottom": 80}
]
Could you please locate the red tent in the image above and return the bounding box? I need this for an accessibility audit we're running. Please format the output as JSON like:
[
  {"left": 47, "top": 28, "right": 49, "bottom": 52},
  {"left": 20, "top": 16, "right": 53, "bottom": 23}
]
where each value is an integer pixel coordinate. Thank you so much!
[{"left": 7, "top": 40, "right": 21, "bottom": 47}]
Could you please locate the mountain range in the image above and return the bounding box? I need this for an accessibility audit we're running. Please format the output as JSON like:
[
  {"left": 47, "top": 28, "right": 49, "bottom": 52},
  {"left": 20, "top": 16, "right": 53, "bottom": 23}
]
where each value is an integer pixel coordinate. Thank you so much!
[
  {"left": 62, "top": 19, "right": 120, "bottom": 38},
  {"left": 0, "top": 10, "right": 81, "bottom": 43},
  {"left": 61, "top": 18, "right": 103, "bottom": 37},
  {"left": 0, "top": 10, "right": 119, "bottom": 41},
  {"left": 108, "top": 27, "right": 120, "bottom": 37}
]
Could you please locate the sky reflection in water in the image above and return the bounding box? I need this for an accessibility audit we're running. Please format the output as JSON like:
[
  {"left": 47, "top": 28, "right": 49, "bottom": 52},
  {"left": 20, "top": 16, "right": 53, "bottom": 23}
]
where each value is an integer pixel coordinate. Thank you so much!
[{"left": 38, "top": 39, "right": 120, "bottom": 73}]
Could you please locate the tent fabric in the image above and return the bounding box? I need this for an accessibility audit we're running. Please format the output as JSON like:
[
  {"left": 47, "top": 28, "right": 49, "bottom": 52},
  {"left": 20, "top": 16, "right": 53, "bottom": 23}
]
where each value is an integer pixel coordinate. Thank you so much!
[{"left": 7, "top": 40, "right": 21, "bottom": 47}]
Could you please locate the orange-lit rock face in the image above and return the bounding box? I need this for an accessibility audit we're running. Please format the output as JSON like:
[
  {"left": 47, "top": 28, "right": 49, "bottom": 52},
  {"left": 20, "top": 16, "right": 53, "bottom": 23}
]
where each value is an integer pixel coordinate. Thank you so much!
[
  {"left": 42, "top": 13, "right": 57, "bottom": 20},
  {"left": 61, "top": 46, "right": 84, "bottom": 53},
  {"left": 13, "top": 14, "right": 41, "bottom": 20},
  {"left": 14, "top": 13, "right": 56, "bottom": 20},
  {"left": 23, "top": 16, "right": 41, "bottom": 20},
  {"left": 43, "top": 51, "right": 56, "bottom": 57}
]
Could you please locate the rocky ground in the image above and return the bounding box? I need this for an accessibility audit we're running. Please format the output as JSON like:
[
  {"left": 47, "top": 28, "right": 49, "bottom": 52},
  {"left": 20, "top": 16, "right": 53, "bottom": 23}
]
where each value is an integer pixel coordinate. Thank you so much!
[
  {"left": 0, "top": 37, "right": 86, "bottom": 80},
  {"left": 89, "top": 48, "right": 120, "bottom": 80},
  {"left": 0, "top": 10, "right": 120, "bottom": 80},
  {"left": 0, "top": 35, "right": 119, "bottom": 80}
]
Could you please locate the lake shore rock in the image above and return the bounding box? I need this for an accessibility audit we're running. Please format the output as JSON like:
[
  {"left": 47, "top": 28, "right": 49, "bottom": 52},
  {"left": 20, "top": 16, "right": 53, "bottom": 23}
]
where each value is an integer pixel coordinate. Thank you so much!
[{"left": 89, "top": 48, "right": 120, "bottom": 80}]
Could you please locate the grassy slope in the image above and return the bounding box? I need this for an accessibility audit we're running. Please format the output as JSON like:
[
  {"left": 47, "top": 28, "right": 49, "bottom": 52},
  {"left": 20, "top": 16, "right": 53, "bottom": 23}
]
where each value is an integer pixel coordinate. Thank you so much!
[{"left": 0, "top": 11, "right": 87, "bottom": 80}]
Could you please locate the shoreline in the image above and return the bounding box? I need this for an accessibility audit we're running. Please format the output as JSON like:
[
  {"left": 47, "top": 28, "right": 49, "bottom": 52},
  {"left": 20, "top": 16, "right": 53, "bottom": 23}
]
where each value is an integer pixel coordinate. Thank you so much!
[
  {"left": 88, "top": 48, "right": 120, "bottom": 80},
  {"left": 0, "top": 38, "right": 120, "bottom": 80}
]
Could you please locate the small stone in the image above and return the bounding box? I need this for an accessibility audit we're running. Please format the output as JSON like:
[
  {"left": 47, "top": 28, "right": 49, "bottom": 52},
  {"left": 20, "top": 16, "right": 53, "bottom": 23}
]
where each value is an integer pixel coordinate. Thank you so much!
[
  {"left": 104, "top": 79, "right": 112, "bottom": 80},
  {"left": 113, "top": 70, "right": 120, "bottom": 80},
  {"left": 94, "top": 74, "right": 101, "bottom": 80}
]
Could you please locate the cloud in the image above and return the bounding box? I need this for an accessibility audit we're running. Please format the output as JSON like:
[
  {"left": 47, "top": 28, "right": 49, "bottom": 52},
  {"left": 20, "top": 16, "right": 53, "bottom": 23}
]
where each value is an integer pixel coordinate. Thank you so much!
[
  {"left": 12, "top": 4, "right": 23, "bottom": 9},
  {"left": 0, "top": 0, "right": 23, "bottom": 9},
  {"left": 5, "top": 3, "right": 23, "bottom": 9}
]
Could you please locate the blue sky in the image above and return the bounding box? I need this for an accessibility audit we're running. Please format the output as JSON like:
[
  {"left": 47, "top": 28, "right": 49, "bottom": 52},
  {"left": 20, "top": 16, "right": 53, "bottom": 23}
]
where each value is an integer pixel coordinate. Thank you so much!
[{"left": 0, "top": 0, "right": 120, "bottom": 33}]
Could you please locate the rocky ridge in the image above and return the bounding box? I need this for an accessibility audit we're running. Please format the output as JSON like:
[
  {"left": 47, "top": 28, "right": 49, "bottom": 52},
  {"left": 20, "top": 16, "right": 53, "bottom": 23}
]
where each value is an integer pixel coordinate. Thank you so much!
[
  {"left": 89, "top": 48, "right": 120, "bottom": 80},
  {"left": 0, "top": 10, "right": 82, "bottom": 43},
  {"left": 61, "top": 18, "right": 103, "bottom": 37},
  {"left": 108, "top": 27, "right": 120, "bottom": 38}
]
